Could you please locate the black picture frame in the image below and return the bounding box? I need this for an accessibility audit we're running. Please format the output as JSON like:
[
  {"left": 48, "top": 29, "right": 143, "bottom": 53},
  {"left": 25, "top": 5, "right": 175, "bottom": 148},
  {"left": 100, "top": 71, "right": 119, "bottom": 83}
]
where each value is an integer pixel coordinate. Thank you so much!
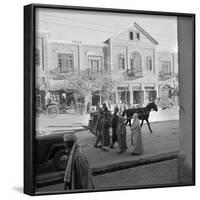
[{"left": 24, "top": 3, "right": 195, "bottom": 196}]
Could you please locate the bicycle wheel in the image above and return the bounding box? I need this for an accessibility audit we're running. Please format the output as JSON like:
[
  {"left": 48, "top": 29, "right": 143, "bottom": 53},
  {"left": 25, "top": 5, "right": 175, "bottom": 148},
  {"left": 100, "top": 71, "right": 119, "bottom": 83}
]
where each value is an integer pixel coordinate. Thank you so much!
[{"left": 47, "top": 105, "right": 59, "bottom": 118}]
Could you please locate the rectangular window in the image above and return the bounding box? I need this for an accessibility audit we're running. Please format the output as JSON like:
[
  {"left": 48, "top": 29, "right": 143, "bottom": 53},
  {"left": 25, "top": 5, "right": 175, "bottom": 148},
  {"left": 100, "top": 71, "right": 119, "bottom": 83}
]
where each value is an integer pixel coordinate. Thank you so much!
[
  {"left": 161, "top": 61, "right": 171, "bottom": 75},
  {"left": 133, "top": 91, "right": 143, "bottom": 104},
  {"left": 88, "top": 56, "right": 102, "bottom": 73},
  {"left": 57, "top": 53, "right": 74, "bottom": 73},
  {"left": 146, "top": 57, "right": 152, "bottom": 71},
  {"left": 129, "top": 31, "right": 133, "bottom": 40},
  {"left": 130, "top": 59, "right": 134, "bottom": 70},
  {"left": 119, "top": 57, "right": 125, "bottom": 69},
  {"left": 35, "top": 48, "right": 40, "bottom": 66},
  {"left": 136, "top": 32, "right": 140, "bottom": 40},
  {"left": 36, "top": 94, "right": 41, "bottom": 108}
]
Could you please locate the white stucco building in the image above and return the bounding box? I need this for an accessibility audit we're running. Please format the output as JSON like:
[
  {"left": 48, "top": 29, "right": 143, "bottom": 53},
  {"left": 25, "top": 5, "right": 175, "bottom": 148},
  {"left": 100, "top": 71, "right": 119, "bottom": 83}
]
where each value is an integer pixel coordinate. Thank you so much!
[{"left": 35, "top": 22, "right": 178, "bottom": 109}]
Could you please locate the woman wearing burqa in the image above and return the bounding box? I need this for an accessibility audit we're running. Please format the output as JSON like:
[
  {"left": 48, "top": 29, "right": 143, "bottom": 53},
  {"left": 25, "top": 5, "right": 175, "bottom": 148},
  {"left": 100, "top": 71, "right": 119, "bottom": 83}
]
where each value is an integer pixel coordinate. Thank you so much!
[
  {"left": 101, "top": 111, "right": 111, "bottom": 151},
  {"left": 116, "top": 115, "right": 127, "bottom": 153},
  {"left": 130, "top": 113, "right": 144, "bottom": 155}
]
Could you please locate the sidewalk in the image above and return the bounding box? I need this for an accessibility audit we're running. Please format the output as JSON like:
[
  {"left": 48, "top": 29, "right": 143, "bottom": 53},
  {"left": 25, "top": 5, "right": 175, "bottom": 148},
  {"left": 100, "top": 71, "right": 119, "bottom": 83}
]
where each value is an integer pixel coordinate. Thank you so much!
[
  {"left": 37, "top": 159, "right": 178, "bottom": 192},
  {"left": 36, "top": 120, "right": 179, "bottom": 187}
]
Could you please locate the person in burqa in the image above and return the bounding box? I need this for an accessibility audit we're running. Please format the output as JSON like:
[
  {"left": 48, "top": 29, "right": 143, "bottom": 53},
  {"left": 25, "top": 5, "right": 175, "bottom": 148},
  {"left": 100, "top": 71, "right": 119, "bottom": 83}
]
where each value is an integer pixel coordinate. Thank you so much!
[
  {"left": 130, "top": 113, "right": 144, "bottom": 155},
  {"left": 110, "top": 106, "right": 119, "bottom": 148},
  {"left": 101, "top": 111, "right": 111, "bottom": 151},
  {"left": 116, "top": 115, "right": 127, "bottom": 153},
  {"left": 63, "top": 132, "right": 95, "bottom": 190}
]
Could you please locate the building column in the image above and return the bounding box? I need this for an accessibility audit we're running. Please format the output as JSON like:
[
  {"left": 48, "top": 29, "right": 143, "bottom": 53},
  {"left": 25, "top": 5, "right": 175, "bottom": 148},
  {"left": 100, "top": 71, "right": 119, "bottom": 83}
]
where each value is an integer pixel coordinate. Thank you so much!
[
  {"left": 177, "top": 17, "right": 194, "bottom": 183},
  {"left": 154, "top": 83, "right": 159, "bottom": 99},
  {"left": 130, "top": 87, "right": 133, "bottom": 106},
  {"left": 84, "top": 92, "right": 91, "bottom": 112}
]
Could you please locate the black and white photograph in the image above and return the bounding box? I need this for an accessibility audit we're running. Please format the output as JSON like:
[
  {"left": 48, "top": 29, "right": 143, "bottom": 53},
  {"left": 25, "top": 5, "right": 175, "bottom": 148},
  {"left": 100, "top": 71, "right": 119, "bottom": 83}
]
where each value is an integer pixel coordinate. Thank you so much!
[{"left": 24, "top": 4, "right": 195, "bottom": 195}]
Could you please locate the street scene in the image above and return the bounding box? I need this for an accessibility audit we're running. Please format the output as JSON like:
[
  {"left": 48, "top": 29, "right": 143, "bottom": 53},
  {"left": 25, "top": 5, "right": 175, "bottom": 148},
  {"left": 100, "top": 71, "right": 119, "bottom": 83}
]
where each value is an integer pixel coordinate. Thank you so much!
[
  {"left": 35, "top": 117, "right": 179, "bottom": 191},
  {"left": 34, "top": 8, "right": 180, "bottom": 193}
]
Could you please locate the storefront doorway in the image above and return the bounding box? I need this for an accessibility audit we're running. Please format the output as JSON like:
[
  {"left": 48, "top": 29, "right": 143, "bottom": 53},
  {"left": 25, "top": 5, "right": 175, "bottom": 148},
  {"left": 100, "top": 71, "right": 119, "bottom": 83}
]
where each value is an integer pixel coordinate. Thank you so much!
[
  {"left": 92, "top": 91, "right": 100, "bottom": 106},
  {"left": 133, "top": 91, "right": 144, "bottom": 104},
  {"left": 117, "top": 87, "right": 130, "bottom": 105},
  {"left": 145, "top": 90, "right": 157, "bottom": 102}
]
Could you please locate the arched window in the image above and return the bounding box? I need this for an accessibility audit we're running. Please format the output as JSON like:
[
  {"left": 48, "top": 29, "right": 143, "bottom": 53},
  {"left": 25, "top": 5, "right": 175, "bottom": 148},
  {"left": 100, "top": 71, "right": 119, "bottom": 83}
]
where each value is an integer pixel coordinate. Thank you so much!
[
  {"left": 130, "top": 51, "right": 142, "bottom": 71},
  {"left": 118, "top": 54, "right": 125, "bottom": 70},
  {"left": 146, "top": 56, "right": 152, "bottom": 71}
]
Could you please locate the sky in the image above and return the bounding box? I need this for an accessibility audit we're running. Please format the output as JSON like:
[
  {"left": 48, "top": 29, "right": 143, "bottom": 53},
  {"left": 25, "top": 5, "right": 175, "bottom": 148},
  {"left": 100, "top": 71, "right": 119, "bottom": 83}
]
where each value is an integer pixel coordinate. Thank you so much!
[{"left": 36, "top": 8, "right": 178, "bottom": 52}]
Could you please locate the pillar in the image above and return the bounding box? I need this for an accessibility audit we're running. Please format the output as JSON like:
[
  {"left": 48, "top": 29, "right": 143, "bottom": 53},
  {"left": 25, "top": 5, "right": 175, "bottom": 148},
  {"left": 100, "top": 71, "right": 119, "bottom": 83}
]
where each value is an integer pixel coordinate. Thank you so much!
[
  {"left": 177, "top": 16, "right": 194, "bottom": 184},
  {"left": 130, "top": 87, "right": 133, "bottom": 105}
]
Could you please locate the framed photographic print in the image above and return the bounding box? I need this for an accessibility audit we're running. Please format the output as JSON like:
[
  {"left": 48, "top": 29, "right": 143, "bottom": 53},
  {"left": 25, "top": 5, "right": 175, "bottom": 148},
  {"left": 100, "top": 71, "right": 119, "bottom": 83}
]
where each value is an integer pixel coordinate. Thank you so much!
[{"left": 24, "top": 4, "right": 195, "bottom": 196}]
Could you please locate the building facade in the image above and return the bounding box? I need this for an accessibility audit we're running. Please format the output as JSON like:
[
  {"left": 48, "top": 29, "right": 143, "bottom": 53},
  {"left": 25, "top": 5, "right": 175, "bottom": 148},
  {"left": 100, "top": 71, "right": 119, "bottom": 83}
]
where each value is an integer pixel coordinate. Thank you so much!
[{"left": 35, "top": 23, "right": 178, "bottom": 110}]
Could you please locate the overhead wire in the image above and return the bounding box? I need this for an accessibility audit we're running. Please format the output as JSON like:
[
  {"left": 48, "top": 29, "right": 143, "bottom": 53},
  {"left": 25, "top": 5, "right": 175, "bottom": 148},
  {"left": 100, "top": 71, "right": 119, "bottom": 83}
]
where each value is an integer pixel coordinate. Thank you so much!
[
  {"left": 37, "top": 17, "right": 177, "bottom": 44},
  {"left": 41, "top": 13, "right": 177, "bottom": 39}
]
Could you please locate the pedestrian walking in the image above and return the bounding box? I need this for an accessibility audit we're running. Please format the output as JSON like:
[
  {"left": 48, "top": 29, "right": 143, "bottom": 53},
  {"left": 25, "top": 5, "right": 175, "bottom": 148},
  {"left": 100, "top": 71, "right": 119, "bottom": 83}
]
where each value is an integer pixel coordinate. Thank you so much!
[
  {"left": 94, "top": 109, "right": 104, "bottom": 148},
  {"left": 79, "top": 103, "right": 83, "bottom": 115},
  {"left": 87, "top": 102, "right": 90, "bottom": 113},
  {"left": 110, "top": 106, "right": 119, "bottom": 148},
  {"left": 130, "top": 113, "right": 144, "bottom": 155},
  {"left": 101, "top": 111, "right": 111, "bottom": 151},
  {"left": 116, "top": 115, "right": 127, "bottom": 153},
  {"left": 63, "top": 132, "right": 95, "bottom": 190}
]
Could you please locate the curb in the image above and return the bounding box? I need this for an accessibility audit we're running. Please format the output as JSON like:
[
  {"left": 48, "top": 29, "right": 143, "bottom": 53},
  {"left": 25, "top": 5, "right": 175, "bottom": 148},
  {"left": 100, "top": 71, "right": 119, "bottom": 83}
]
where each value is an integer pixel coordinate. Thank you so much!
[{"left": 36, "top": 151, "right": 178, "bottom": 188}]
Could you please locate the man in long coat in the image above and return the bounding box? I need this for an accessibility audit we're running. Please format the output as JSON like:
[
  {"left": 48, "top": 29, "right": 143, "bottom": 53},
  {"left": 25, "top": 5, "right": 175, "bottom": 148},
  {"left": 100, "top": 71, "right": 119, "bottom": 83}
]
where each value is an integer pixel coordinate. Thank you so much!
[
  {"left": 94, "top": 109, "right": 104, "bottom": 148},
  {"left": 63, "top": 133, "right": 95, "bottom": 190},
  {"left": 100, "top": 111, "right": 111, "bottom": 151},
  {"left": 110, "top": 106, "right": 119, "bottom": 148}
]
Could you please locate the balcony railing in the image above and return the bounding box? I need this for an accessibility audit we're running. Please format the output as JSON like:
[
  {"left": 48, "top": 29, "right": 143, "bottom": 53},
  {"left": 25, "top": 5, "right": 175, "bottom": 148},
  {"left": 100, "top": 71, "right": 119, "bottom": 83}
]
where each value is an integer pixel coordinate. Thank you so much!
[
  {"left": 159, "top": 72, "right": 173, "bottom": 79},
  {"left": 126, "top": 69, "right": 143, "bottom": 77}
]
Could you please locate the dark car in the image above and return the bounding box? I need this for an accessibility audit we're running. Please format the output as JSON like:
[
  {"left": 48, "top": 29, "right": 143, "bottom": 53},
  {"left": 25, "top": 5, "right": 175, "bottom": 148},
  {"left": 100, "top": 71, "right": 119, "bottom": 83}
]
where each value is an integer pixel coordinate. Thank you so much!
[{"left": 35, "top": 131, "right": 69, "bottom": 170}]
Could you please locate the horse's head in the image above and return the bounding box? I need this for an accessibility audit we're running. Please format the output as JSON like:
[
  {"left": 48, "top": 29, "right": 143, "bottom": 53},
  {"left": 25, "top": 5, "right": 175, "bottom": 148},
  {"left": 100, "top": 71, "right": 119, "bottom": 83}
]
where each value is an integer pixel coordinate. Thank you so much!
[{"left": 147, "top": 102, "right": 158, "bottom": 112}]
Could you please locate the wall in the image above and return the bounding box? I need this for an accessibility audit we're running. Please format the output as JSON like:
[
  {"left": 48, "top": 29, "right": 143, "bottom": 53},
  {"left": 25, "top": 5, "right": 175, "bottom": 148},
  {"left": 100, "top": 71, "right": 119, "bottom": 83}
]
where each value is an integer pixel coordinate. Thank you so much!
[{"left": 177, "top": 16, "right": 194, "bottom": 183}]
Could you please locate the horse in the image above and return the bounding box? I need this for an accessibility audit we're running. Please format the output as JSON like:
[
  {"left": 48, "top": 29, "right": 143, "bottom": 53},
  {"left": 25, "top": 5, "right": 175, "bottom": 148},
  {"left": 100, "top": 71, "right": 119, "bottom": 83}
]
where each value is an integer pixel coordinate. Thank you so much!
[{"left": 122, "top": 102, "right": 158, "bottom": 133}]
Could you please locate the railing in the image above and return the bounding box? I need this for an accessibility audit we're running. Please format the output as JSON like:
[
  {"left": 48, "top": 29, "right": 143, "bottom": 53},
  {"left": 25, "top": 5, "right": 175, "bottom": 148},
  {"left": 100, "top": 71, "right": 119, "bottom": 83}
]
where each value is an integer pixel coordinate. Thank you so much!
[
  {"left": 126, "top": 69, "right": 143, "bottom": 77},
  {"left": 159, "top": 72, "right": 173, "bottom": 79}
]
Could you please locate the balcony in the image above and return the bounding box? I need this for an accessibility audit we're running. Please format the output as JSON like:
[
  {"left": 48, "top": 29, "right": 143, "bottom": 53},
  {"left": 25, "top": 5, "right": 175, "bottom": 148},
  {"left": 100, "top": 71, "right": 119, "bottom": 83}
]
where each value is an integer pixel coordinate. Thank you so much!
[
  {"left": 159, "top": 71, "right": 173, "bottom": 80},
  {"left": 126, "top": 69, "right": 143, "bottom": 77}
]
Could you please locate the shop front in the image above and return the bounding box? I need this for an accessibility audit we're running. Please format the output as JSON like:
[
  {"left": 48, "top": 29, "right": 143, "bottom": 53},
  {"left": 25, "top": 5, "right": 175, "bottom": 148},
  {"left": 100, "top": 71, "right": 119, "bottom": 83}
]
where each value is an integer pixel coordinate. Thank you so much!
[
  {"left": 117, "top": 86, "right": 130, "bottom": 105},
  {"left": 132, "top": 84, "right": 144, "bottom": 105},
  {"left": 47, "top": 79, "right": 84, "bottom": 108},
  {"left": 35, "top": 77, "right": 46, "bottom": 109},
  {"left": 92, "top": 90, "right": 100, "bottom": 107},
  {"left": 144, "top": 85, "right": 157, "bottom": 103}
]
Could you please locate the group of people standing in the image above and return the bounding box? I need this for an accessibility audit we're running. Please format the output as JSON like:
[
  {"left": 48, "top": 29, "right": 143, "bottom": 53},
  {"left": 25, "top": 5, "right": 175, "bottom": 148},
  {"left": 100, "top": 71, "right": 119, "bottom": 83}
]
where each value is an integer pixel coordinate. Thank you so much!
[
  {"left": 94, "top": 103, "right": 144, "bottom": 155},
  {"left": 61, "top": 103, "right": 144, "bottom": 191}
]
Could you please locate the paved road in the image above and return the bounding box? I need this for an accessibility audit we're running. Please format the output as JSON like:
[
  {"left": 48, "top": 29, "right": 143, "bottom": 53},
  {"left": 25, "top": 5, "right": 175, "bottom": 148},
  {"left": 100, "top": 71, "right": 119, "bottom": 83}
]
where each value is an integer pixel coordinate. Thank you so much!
[
  {"left": 36, "top": 159, "right": 177, "bottom": 193},
  {"left": 36, "top": 120, "right": 179, "bottom": 174},
  {"left": 35, "top": 120, "right": 179, "bottom": 189},
  {"left": 36, "top": 106, "right": 179, "bottom": 132}
]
